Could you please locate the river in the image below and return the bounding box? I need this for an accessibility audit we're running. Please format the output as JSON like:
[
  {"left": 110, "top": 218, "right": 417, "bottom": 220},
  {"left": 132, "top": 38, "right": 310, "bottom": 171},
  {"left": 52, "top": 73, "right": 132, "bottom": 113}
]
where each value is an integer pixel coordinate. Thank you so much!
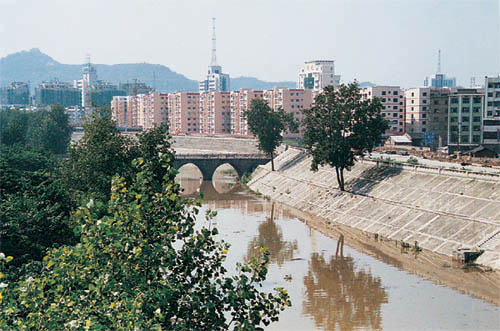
[{"left": 176, "top": 167, "right": 499, "bottom": 330}]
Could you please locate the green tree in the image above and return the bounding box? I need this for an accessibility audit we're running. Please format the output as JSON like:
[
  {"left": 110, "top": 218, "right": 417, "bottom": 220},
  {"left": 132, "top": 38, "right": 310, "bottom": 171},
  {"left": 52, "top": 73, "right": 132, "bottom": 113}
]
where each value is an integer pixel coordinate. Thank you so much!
[
  {"left": 0, "top": 145, "right": 77, "bottom": 266},
  {"left": 0, "top": 152, "right": 290, "bottom": 330},
  {"left": 64, "top": 109, "right": 134, "bottom": 202},
  {"left": 245, "top": 99, "right": 298, "bottom": 171},
  {"left": 27, "top": 104, "right": 72, "bottom": 154},
  {"left": 302, "top": 83, "right": 388, "bottom": 191},
  {"left": 64, "top": 109, "right": 173, "bottom": 202},
  {"left": 0, "top": 108, "right": 29, "bottom": 146},
  {"left": 0, "top": 105, "right": 72, "bottom": 154}
]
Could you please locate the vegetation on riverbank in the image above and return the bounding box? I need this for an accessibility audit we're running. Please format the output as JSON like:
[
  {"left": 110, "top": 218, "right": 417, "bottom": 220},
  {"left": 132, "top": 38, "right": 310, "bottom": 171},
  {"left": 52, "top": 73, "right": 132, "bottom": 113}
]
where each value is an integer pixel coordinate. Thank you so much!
[{"left": 0, "top": 108, "right": 290, "bottom": 329}]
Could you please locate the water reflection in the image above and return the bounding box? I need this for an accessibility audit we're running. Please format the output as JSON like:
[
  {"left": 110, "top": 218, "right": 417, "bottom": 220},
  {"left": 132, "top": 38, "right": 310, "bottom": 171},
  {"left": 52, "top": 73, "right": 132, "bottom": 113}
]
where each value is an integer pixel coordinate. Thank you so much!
[
  {"left": 246, "top": 204, "right": 298, "bottom": 267},
  {"left": 180, "top": 178, "right": 499, "bottom": 330},
  {"left": 303, "top": 254, "right": 388, "bottom": 331}
]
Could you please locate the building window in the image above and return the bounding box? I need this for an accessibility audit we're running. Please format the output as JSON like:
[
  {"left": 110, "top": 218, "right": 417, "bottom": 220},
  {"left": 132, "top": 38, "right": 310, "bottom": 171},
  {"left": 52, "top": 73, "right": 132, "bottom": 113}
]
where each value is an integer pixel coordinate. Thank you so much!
[{"left": 382, "top": 91, "right": 386, "bottom": 95}]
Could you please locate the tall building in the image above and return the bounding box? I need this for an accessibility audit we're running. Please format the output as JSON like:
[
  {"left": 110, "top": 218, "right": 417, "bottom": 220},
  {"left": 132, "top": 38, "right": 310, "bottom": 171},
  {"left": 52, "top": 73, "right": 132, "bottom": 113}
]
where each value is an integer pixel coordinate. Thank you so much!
[
  {"left": 424, "top": 50, "right": 456, "bottom": 88},
  {"left": 87, "top": 82, "right": 126, "bottom": 107},
  {"left": 424, "top": 73, "right": 457, "bottom": 89},
  {"left": 168, "top": 92, "right": 200, "bottom": 134},
  {"left": 361, "top": 86, "right": 404, "bottom": 136},
  {"left": 230, "top": 89, "right": 264, "bottom": 136},
  {"left": 404, "top": 87, "right": 431, "bottom": 145},
  {"left": 199, "top": 18, "right": 230, "bottom": 93},
  {"left": 428, "top": 88, "right": 452, "bottom": 148},
  {"left": 447, "top": 89, "right": 484, "bottom": 150},
  {"left": 111, "top": 96, "right": 133, "bottom": 127},
  {"left": 199, "top": 91, "right": 231, "bottom": 134},
  {"left": 297, "top": 60, "right": 340, "bottom": 92},
  {"left": 74, "top": 57, "right": 128, "bottom": 108},
  {"left": 262, "top": 88, "right": 313, "bottom": 138},
  {"left": 80, "top": 57, "right": 97, "bottom": 108},
  {"left": 483, "top": 76, "right": 500, "bottom": 148},
  {"left": 0, "top": 82, "right": 30, "bottom": 105},
  {"left": 35, "top": 80, "right": 81, "bottom": 107}
]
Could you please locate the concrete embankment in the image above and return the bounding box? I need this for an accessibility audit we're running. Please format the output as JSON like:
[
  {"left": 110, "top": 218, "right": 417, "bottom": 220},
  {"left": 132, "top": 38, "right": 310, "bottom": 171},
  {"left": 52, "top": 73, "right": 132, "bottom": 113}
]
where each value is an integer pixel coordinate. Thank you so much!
[{"left": 248, "top": 148, "right": 500, "bottom": 271}]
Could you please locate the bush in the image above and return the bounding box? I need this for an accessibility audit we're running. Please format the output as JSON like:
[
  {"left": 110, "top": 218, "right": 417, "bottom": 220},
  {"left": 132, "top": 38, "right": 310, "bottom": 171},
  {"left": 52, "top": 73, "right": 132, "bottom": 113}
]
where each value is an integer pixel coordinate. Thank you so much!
[{"left": 0, "top": 154, "right": 290, "bottom": 329}]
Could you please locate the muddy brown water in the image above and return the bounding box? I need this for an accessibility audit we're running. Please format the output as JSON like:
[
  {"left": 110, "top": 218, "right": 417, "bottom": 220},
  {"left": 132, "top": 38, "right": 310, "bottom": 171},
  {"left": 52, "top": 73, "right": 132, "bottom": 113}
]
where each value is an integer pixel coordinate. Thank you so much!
[{"left": 176, "top": 166, "right": 499, "bottom": 330}]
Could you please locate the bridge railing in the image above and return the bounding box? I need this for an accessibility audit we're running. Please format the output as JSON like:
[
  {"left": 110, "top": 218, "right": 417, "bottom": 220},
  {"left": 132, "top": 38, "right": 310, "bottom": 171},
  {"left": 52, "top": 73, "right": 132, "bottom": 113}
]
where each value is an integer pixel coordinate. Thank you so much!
[{"left": 175, "top": 153, "right": 270, "bottom": 160}]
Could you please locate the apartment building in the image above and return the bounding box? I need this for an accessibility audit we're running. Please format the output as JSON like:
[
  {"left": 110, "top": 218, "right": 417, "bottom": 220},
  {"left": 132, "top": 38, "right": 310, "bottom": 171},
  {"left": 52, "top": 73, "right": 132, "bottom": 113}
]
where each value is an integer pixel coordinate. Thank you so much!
[
  {"left": 168, "top": 92, "right": 200, "bottom": 134},
  {"left": 361, "top": 86, "right": 404, "bottom": 136},
  {"left": 263, "top": 88, "right": 313, "bottom": 138},
  {"left": 111, "top": 96, "right": 133, "bottom": 127},
  {"left": 0, "top": 82, "right": 30, "bottom": 105},
  {"left": 483, "top": 76, "right": 500, "bottom": 147},
  {"left": 230, "top": 89, "right": 264, "bottom": 136},
  {"left": 447, "top": 89, "right": 484, "bottom": 150},
  {"left": 297, "top": 60, "right": 340, "bottom": 92},
  {"left": 428, "top": 88, "right": 452, "bottom": 147},
  {"left": 149, "top": 92, "right": 169, "bottom": 127},
  {"left": 404, "top": 87, "right": 431, "bottom": 144},
  {"left": 199, "top": 91, "right": 231, "bottom": 134},
  {"left": 35, "top": 80, "right": 81, "bottom": 107}
]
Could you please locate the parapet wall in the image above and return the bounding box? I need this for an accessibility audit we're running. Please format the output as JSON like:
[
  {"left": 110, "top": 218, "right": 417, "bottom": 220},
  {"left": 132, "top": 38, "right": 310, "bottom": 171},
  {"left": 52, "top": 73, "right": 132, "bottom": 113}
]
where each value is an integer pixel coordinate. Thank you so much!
[
  {"left": 248, "top": 149, "right": 500, "bottom": 269},
  {"left": 172, "top": 135, "right": 261, "bottom": 154}
]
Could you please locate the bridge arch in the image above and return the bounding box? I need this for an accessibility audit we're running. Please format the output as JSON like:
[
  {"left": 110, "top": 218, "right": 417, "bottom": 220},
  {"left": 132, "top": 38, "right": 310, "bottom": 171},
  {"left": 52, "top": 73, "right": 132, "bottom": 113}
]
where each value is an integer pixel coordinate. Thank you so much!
[
  {"left": 173, "top": 154, "right": 271, "bottom": 181},
  {"left": 213, "top": 162, "right": 243, "bottom": 179}
]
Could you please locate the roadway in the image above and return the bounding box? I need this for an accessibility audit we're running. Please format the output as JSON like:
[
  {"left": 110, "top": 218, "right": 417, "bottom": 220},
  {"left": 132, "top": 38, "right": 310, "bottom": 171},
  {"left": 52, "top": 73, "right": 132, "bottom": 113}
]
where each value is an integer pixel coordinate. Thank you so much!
[{"left": 368, "top": 152, "right": 500, "bottom": 175}]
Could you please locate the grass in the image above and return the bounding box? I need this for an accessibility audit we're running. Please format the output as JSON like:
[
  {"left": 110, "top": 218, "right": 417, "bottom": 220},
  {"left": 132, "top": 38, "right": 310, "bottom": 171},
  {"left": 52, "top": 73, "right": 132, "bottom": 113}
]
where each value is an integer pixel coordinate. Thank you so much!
[
  {"left": 283, "top": 138, "right": 305, "bottom": 148},
  {"left": 237, "top": 172, "right": 252, "bottom": 185}
]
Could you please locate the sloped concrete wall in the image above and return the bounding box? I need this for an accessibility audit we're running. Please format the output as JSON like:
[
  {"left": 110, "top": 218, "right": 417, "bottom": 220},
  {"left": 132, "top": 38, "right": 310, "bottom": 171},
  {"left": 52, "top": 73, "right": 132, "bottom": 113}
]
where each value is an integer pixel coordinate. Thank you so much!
[{"left": 248, "top": 149, "right": 500, "bottom": 269}]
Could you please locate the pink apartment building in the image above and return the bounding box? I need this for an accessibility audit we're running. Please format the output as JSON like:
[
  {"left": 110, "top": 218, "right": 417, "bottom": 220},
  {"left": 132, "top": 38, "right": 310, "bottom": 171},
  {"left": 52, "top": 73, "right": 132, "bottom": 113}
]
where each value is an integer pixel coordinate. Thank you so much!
[
  {"left": 361, "top": 86, "right": 405, "bottom": 136},
  {"left": 168, "top": 92, "right": 200, "bottom": 134},
  {"left": 199, "top": 91, "right": 231, "bottom": 134},
  {"left": 230, "top": 89, "right": 264, "bottom": 136},
  {"left": 111, "top": 96, "right": 133, "bottom": 127},
  {"left": 264, "top": 88, "right": 313, "bottom": 138},
  {"left": 149, "top": 92, "right": 169, "bottom": 127}
]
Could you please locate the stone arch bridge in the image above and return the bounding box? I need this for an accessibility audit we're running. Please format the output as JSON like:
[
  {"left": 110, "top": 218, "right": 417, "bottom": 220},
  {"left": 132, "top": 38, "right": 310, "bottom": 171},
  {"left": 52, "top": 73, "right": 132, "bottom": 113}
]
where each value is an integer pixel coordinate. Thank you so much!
[{"left": 174, "top": 153, "right": 271, "bottom": 180}]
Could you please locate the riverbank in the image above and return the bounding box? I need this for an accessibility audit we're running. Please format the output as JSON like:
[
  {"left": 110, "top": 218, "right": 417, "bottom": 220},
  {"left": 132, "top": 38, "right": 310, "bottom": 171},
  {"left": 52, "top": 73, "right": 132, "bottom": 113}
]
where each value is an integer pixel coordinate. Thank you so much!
[{"left": 247, "top": 149, "right": 500, "bottom": 301}]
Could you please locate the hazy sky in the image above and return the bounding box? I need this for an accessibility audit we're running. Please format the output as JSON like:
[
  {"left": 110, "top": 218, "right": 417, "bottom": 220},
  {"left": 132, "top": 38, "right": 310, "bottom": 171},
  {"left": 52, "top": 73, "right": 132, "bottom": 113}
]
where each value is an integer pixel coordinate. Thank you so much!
[{"left": 1, "top": 0, "right": 499, "bottom": 87}]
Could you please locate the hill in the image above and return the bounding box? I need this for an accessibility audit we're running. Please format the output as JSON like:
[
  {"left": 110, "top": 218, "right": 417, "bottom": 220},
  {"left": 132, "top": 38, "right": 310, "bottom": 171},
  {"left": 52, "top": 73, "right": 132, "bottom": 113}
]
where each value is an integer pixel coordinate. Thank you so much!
[
  {"left": 230, "top": 77, "right": 295, "bottom": 90},
  {"left": 0, "top": 49, "right": 296, "bottom": 93}
]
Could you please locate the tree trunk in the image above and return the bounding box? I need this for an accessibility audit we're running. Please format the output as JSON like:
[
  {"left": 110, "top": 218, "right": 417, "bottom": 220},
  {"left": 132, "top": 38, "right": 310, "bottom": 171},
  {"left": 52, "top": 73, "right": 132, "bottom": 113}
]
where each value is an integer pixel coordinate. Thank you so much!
[
  {"left": 340, "top": 167, "right": 345, "bottom": 191},
  {"left": 271, "top": 152, "right": 275, "bottom": 171},
  {"left": 335, "top": 166, "right": 343, "bottom": 191},
  {"left": 335, "top": 166, "right": 345, "bottom": 191}
]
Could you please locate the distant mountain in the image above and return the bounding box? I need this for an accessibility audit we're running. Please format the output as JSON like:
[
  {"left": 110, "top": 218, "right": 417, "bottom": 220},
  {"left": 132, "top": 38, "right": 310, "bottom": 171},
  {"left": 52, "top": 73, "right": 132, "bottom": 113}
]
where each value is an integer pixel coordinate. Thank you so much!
[
  {"left": 230, "top": 77, "right": 295, "bottom": 91},
  {"left": 358, "top": 81, "right": 375, "bottom": 87},
  {"left": 0, "top": 49, "right": 297, "bottom": 93},
  {"left": 0, "top": 48, "right": 197, "bottom": 92}
]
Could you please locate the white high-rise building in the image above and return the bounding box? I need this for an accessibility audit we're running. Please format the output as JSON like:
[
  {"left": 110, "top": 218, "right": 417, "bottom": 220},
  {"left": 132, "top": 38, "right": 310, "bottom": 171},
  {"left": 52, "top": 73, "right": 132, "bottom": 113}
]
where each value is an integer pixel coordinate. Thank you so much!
[
  {"left": 74, "top": 56, "right": 98, "bottom": 108},
  {"left": 199, "top": 18, "right": 230, "bottom": 93},
  {"left": 297, "top": 60, "right": 340, "bottom": 92}
]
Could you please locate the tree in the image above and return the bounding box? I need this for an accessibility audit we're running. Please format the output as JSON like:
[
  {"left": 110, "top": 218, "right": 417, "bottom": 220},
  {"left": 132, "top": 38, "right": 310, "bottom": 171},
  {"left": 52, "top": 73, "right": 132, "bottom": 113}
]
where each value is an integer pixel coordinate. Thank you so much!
[
  {"left": 0, "top": 152, "right": 290, "bottom": 330},
  {"left": 63, "top": 108, "right": 134, "bottom": 202},
  {"left": 0, "top": 145, "right": 77, "bottom": 266},
  {"left": 302, "top": 83, "right": 388, "bottom": 191},
  {"left": 0, "top": 108, "right": 29, "bottom": 146},
  {"left": 245, "top": 99, "right": 298, "bottom": 171},
  {"left": 0, "top": 105, "right": 72, "bottom": 154},
  {"left": 27, "top": 104, "right": 72, "bottom": 154}
]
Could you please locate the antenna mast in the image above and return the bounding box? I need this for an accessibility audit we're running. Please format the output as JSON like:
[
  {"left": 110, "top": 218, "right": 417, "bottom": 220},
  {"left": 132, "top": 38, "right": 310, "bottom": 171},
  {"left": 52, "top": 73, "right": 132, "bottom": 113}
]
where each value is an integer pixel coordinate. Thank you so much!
[
  {"left": 210, "top": 17, "right": 217, "bottom": 66},
  {"left": 437, "top": 49, "right": 441, "bottom": 73}
]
